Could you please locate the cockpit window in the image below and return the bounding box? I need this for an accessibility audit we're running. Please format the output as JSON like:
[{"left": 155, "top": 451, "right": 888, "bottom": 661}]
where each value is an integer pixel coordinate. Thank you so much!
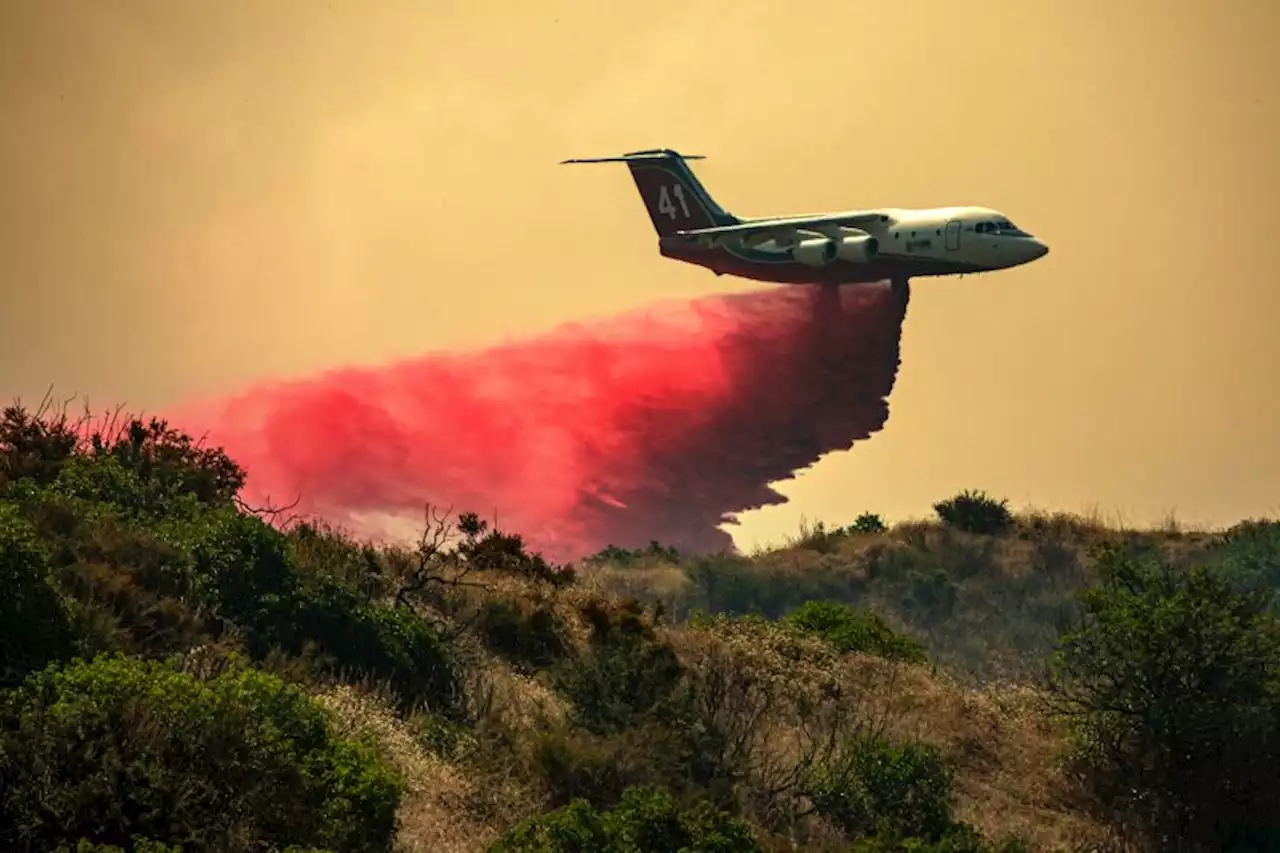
[{"left": 977, "top": 218, "right": 1032, "bottom": 237}]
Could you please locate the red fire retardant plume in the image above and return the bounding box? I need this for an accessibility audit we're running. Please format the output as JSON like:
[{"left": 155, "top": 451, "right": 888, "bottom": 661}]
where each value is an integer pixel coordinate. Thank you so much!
[{"left": 168, "top": 281, "right": 911, "bottom": 562}]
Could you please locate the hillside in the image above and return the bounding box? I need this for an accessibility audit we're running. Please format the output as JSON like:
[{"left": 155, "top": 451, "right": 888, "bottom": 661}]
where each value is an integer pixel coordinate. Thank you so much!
[{"left": 2, "top": 402, "right": 1278, "bottom": 853}]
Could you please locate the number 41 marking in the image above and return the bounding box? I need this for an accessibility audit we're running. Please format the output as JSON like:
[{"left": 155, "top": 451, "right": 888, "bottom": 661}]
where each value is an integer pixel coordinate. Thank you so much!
[{"left": 657, "top": 184, "right": 691, "bottom": 219}]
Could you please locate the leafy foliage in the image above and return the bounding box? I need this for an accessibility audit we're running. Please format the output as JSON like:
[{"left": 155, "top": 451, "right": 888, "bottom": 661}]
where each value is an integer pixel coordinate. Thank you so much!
[
  {"left": 53, "top": 840, "right": 186, "bottom": 853},
  {"left": 457, "top": 512, "right": 576, "bottom": 586},
  {"left": 477, "top": 596, "right": 571, "bottom": 672},
  {"left": 802, "top": 735, "right": 957, "bottom": 841},
  {"left": 782, "top": 600, "right": 927, "bottom": 664},
  {"left": 933, "top": 490, "right": 1013, "bottom": 536},
  {"left": 586, "top": 541, "right": 682, "bottom": 567},
  {"left": 1214, "top": 518, "right": 1280, "bottom": 602},
  {"left": 0, "top": 404, "right": 244, "bottom": 511},
  {"left": 0, "top": 654, "right": 401, "bottom": 853},
  {"left": 846, "top": 826, "right": 1032, "bottom": 852},
  {"left": 0, "top": 502, "right": 77, "bottom": 685},
  {"left": 6, "top": 440, "right": 460, "bottom": 714},
  {"left": 487, "top": 785, "right": 762, "bottom": 853},
  {"left": 551, "top": 599, "right": 685, "bottom": 735},
  {"left": 850, "top": 512, "right": 888, "bottom": 534},
  {"left": 1048, "top": 545, "right": 1280, "bottom": 850}
]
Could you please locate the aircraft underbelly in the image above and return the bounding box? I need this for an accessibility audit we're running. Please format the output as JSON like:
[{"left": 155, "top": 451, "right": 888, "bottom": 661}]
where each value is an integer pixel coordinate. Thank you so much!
[{"left": 660, "top": 240, "right": 983, "bottom": 284}]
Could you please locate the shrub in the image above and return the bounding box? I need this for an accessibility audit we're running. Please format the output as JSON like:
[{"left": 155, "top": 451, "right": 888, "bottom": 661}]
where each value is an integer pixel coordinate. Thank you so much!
[
  {"left": 551, "top": 599, "right": 685, "bottom": 735},
  {"left": 180, "top": 510, "right": 460, "bottom": 713},
  {"left": 0, "top": 405, "right": 243, "bottom": 512},
  {"left": 900, "top": 566, "right": 960, "bottom": 625},
  {"left": 933, "top": 490, "right": 1013, "bottom": 536},
  {"left": 0, "top": 502, "right": 76, "bottom": 685},
  {"left": 782, "top": 600, "right": 927, "bottom": 664},
  {"left": 53, "top": 838, "right": 331, "bottom": 853},
  {"left": 53, "top": 840, "right": 185, "bottom": 853},
  {"left": 802, "top": 735, "right": 957, "bottom": 841},
  {"left": 457, "top": 512, "right": 576, "bottom": 586},
  {"left": 586, "top": 541, "right": 681, "bottom": 567},
  {"left": 0, "top": 654, "right": 401, "bottom": 853},
  {"left": 683, "top": 553, "right": 865, "bottom": 620},
  {"left": 488, "top": 785, "right": 762, "bottom": 853},
  {"left": 1214, "top": 518, "right": 1280, "bottom": 599},
  {"left": 289, "top": 575, "right": 461, "bottom": 714},
  {"left": 289, "top": 521, "right": 390, "bottom": 602},
  {"left": 847, "top": 825, "right": 1032, "bottom": 852},
  {"left": 849, "top": 512, "right": 888, "bottom": 534},
  {"left": 1047, "top": 545, "right": 1280, "bottom": 850},
  {"left": 526, "top": 726, "right": 666, "bottom": 810},
  {"left": 477, "top": 596, "right": 570, "bottom": 672}
]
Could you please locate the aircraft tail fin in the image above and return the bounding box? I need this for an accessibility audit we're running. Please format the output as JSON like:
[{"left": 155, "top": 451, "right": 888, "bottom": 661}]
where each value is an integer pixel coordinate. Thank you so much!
[{"left": 561, "top": 148, "right": 738, "bottom": 237}]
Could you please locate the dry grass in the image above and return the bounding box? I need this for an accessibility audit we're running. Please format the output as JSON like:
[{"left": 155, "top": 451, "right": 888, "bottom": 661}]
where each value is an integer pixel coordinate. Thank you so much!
[
  {"left": 839, "top": 656, "right": 1110, "bottom": 850},
  {"left": 315, "top": 591, "right": 1114, "bottom": 853},
  {"left": 315, "top": 676, "right": 552, "bottom": 853},
  {"left": 305, "top": 510, "right": 1244, "bottom": 852}
]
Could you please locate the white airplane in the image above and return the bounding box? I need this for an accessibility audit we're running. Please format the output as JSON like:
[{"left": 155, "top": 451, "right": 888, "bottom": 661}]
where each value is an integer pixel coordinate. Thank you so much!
[{"left": 561, "top": 148, "right": 1049, "bottom": 286}]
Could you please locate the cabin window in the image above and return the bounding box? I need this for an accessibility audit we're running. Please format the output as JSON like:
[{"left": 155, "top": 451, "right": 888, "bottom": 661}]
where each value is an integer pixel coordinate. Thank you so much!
[{"left": 976, "top": 222, "right": 986, "bottom": 233}]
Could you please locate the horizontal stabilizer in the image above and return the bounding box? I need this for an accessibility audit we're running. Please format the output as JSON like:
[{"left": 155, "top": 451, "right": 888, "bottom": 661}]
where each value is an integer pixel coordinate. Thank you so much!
[{"left": 560, "top": 148, "right": 706, "bottom": 165}]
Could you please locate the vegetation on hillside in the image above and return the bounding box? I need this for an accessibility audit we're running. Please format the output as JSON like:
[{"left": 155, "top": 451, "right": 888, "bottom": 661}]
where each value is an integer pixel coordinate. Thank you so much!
[{"left": 2, "top": 399, "right": 1278, "bottom": 852}]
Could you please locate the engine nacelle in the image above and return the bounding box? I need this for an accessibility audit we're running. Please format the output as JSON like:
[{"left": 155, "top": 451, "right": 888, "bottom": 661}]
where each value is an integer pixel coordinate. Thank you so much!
[
  {"left": 835, "top": 232, "right": 879, "bottom": 263},
  {"left": 792, "top": 237, "right": 837, "bottom": 267}
]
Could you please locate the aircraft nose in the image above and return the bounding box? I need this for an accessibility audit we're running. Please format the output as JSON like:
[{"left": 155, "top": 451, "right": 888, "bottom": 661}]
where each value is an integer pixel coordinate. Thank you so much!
[{"left": 1030, "top": 239, "right": 1049, "bottom": 260}]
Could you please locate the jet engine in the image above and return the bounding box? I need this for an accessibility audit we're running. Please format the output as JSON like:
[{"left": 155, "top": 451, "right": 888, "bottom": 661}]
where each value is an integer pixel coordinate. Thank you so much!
[
  {"left": 835, "top": 232, "right": 879, "bottom": 263},
  {"left": 792, "top": 237, "right": 837, "bottom": 267}
]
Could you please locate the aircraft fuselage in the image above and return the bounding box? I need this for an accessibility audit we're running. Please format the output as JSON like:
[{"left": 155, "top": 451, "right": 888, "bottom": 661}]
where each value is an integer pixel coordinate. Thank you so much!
[{"left": 659, "top": 206, "right": 1048, "bottom": 285}]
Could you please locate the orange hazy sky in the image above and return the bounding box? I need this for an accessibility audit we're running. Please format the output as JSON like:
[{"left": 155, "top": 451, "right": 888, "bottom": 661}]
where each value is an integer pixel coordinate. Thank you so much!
[{"left": 1, "top": 0, "right": 1277, "bottom": 548}]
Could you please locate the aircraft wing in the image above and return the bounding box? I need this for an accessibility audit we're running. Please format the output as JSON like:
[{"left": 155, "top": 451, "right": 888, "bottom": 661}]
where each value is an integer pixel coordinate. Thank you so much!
[{"left": 673, "top": 212, "right": 886, "bottom": 240}]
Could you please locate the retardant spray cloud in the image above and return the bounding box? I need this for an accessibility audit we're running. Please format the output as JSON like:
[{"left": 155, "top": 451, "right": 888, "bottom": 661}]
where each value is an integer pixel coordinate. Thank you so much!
[{"left": 168, "top": 281, "right": 911, "bottom": 561}]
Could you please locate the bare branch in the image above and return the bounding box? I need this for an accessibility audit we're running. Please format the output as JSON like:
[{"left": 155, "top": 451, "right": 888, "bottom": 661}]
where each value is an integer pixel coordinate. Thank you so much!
[
  {"left": 234, "top": 492, "right": 304, "bottom": 529},
  {"left": 393, "top": 504, "right": 492, "bottom": 613}
]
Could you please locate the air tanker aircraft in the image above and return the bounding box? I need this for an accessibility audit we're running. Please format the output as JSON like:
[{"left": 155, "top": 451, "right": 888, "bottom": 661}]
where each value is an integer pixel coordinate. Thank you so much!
[{"left": 562, "top": 148, "right": 1049, "bottom": 286}]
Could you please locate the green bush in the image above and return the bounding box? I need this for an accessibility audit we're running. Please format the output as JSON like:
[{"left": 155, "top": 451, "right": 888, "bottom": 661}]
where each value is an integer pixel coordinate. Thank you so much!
[
  {"left": 52, "top": 840, "right": 331, "bottom": 853},
  {"left": 900, "top": 567, "right": 960, "bottom": 625},
  {"left": 850, "top": 512, "right": 888, "bottom": 534},
  {"left": 682, "top": 553, "right": 865, "bottom": 621},
  {"left": 0, "top": 654, "right": 401, "bottom": 853},
  {"left": 488, "top": 785, "right": 762, "bottom": 853},
  {"left": 0, "top": 406, "right": 243, "bottom": 513},
  {"left": 477, "top": 596, "right": 570, "bottom": 672},
  {"left": 176, "top": 510, "right": 460, "bottom": 713},
  {"left": 1048, "top": 545, "right": 1280, "bottom": 850},
  {"left": 782, "top": 600, "right": 927, "bottom": 664},
  {"left": 0, "top": 501, "right": 76, "bottom": 685},
  {"left": 551, "top": 600, "right": 685, "bottom": 735},
  {"left": 802, "top": 735, "right": 957, "bottom": 842},
  {"left": 847, "top": 825, "right": 1031, "bottom": 852},
  {"left": 457, "top": 512, "right": 576, "bottom": 586},
  {"left": 288, "top": 521, "right": 390, "bottom": 602},
  {"left": 53, "top": 840, "right": 185, "bottom": 853},
  {"left": 0, "top": 403, "right": 82, "bottom": 488},
  {"left": 586, "top": 541, "right": 681, "bottom": 567},
  {"left": 289, "top": 575, "right": 461, "bottom": 714},
  {"left": 1214, "top": 518, "right": 1280, "bottom": 599},
  {"left": 933, "top": 491, "right": 1013, "bottom": 536}
]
